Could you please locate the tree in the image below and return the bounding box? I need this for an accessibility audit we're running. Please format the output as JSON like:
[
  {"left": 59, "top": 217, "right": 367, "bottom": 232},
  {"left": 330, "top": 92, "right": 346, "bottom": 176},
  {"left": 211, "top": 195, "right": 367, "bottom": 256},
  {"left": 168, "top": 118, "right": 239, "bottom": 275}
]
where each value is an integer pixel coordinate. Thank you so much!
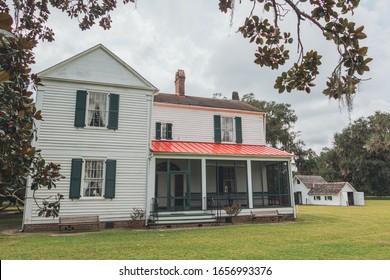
[
  {"left": 219, "top": 0, "right": 372, "bottom": 109},
  {"left": 242, "top": 93, "right": 297, "bottom": 149},
  {"left": 242, "top": 93, "right": 318, "bottom": 175},
  {"left": 0, "top": 1, "right": 136, "bottom": 217},
  {"left": 317, "top": 112, "right": 390, "bottom": 196},
  {"left": 289, "top": 140, "right": 318, "bottom": 175},
  {"left": 0, "top": 13, "right": 65, "bottom": 216}
]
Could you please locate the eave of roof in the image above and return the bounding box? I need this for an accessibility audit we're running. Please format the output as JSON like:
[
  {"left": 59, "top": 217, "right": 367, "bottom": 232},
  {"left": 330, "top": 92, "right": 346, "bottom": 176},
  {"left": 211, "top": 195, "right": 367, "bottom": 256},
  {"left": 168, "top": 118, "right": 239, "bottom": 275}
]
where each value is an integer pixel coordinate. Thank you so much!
[
  {"left": 154, "top": 93, "right": 265, "bottom": 113},
  {"left": 151, "top": 140, "right": 293, "bottom": 158}
]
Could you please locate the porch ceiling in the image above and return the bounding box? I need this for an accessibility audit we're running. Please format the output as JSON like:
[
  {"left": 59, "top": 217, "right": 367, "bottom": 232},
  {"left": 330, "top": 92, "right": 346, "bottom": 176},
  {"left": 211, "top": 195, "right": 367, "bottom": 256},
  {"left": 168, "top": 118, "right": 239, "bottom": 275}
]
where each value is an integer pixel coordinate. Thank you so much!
[{"left": 151, "top": 140, "right": 293, "bottom": 158}]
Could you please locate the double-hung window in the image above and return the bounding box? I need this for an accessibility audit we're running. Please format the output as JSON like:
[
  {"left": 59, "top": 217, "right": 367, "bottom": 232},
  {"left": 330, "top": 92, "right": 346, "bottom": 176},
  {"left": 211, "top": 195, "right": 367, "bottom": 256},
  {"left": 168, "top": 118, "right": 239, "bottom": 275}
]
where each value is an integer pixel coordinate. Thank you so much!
[
  {"left": 214, "top": 115, "right": 242, "bottom": 143},
  {"left": 69, "top": 158, "right": 117, "bottom": 199},
  {"left": 156, "top": 122, "right": 173, "bottom": 140},
  {"left": 87, "top": 92, "right": 108, "bottom": 127},
  {"left": 83, "top": 160, "right": 104, "bottom": 197},
  {"left": 221, "top": 117, "right": 234, "bottom": 142},
  {"left": 74, "top": 90, "right": 119, "bottom": 130}
]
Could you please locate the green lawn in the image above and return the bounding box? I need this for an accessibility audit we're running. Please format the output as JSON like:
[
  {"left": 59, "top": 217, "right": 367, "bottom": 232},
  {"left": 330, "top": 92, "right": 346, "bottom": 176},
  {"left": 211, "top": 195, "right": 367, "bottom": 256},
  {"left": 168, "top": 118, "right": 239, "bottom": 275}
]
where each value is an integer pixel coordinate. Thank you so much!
[{"left": 1, "top": 200, "right": 389, "bottom": 260}]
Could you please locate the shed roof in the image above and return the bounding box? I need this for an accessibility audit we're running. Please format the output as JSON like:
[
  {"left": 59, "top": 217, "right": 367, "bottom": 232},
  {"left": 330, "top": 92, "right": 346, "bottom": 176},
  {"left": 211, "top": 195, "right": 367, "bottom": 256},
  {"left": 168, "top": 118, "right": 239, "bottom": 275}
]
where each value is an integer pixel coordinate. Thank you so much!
[
  {"left": 308, "top": 182, "right": 348, "bottom": 195},
  {"left": 295, "top": 175, "right": 327, "bottom": 188},
  {"left": 151, "top": 140, "right": 293, "bottom": 157},
  {"left": 154, "top": 93, "right": 265, "bottom": 113}
]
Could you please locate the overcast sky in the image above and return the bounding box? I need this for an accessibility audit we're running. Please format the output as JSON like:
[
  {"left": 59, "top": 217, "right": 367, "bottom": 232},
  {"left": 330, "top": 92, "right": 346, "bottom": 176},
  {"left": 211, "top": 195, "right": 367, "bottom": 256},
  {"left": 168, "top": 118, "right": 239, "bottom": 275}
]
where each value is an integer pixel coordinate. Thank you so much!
[{"left": 33, "top": 0, "right": 390, "bottom": 154}]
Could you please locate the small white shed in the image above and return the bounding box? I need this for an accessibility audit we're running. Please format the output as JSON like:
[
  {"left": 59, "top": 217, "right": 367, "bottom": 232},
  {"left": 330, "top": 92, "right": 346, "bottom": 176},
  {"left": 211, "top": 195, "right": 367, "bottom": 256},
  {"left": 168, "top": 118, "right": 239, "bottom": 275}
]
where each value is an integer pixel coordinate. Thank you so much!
[
  {"left": 293, "top": 175, "right": 326, "bottom": 205},
  {"left": 307, "top": 182, "right": 365, "bottom": 206},
  {"left": 293, "top": 175, "right": 364, "bottom": 206}
]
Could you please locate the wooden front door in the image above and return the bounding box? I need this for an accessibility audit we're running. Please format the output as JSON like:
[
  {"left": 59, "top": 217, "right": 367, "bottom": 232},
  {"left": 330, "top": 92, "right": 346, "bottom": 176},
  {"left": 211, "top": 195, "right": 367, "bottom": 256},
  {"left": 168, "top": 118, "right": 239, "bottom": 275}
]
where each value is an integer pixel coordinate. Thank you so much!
[{"left": 347, "top": 192, "right": 354, "bottom": 206}]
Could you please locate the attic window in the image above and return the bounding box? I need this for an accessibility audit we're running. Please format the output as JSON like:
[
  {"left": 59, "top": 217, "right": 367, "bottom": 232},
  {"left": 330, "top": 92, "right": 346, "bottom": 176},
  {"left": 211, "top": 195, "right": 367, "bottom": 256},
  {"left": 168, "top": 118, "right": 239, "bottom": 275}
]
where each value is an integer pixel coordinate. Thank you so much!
[{"left": 297, "top": 179, "right": 301, "bottom": 184}]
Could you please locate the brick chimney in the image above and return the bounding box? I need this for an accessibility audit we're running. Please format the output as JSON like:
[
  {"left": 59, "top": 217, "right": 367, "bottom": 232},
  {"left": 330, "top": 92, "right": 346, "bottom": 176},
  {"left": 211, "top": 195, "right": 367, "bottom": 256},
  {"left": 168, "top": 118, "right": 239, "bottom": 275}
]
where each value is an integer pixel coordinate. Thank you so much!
[
  {"left": 175, "top": 69, "right": 186, "bottom": 96},
  {"left": 232, "top": 91, "right": 240, "bottom": 100}
]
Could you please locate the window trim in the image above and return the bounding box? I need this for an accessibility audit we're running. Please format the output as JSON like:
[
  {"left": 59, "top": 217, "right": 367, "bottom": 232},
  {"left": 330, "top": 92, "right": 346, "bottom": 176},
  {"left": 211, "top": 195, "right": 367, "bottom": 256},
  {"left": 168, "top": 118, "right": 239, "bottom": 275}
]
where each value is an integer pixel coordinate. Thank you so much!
[
  {"left": 86, "top": 90, "right": 109, "bottom": 129},
  {"left": 80, "top": 157, "right": 107, "bottom": 199},
  {"left": 156, "top": 121, "right": 173, "bottom": 140},
  {"left": 214, "top": 115, "right": 243, "bottom": 144},
  {"left": 221, "top": 116, "right": 234, "bottom": 143}
]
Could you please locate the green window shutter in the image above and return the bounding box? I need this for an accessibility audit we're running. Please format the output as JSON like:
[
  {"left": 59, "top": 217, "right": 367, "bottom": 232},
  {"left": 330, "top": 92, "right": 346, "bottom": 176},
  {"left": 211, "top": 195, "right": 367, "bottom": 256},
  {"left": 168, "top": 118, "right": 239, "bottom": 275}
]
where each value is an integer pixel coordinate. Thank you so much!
[
  {"left": 156, "top": 122, "right": 162, "bottom": 140},
  {"left": 214, "top": 115, "right": 221, "bottom": 143},
  {"left": 104, "top": 159, "right": 117, "bottom": 199},
  {"left": 235, "top": 116, "right": 243, "bottom": 143},
  {"left": 69, "top": 159, "right": 82, "bottom": 199},
  {"left": 167, "top": 123, "right": 173, "bottom": 140},
  {"left": 107, "top": 93, "right": 119, "bottom": 130},
  {"left": 74, "top": 90, "right": 87, "bottom": 127}
]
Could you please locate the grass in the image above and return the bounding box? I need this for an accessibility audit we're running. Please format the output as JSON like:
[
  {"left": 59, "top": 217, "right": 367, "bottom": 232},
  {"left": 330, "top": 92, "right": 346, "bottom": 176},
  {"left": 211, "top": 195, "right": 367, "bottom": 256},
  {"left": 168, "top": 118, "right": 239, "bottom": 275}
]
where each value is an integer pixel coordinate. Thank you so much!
[{"left": 1, "top": 200, "right": 389, "bottom": 260}]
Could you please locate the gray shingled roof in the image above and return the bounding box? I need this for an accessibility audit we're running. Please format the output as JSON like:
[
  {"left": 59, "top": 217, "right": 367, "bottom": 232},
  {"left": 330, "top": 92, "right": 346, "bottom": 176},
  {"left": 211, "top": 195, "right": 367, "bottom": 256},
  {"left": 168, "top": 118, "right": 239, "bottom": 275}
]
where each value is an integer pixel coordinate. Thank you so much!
[
  {"left": 154, "top": 93, "right": 265, "bottom": 113},
  {"left": 295, "top": 175, "right": 327, "bottom": 188},
  {"left": 308, "top": 183, "right": 347, "bottom": 195}
]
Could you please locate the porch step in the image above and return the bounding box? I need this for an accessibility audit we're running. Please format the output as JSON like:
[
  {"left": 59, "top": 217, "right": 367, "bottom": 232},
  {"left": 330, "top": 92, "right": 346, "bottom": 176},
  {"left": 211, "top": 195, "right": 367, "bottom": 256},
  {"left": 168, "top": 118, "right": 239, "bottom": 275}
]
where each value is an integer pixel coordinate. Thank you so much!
[{"left": 148, "top": 212, "right": 217, "bottom": 226}]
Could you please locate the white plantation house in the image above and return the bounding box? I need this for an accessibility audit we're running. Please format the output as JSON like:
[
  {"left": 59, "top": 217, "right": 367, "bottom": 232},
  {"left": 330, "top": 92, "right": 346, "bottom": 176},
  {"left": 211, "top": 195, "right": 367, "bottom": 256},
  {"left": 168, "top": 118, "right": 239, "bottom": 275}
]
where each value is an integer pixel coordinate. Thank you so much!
[
  {"left": 293, "top": 175, "right": 364, "bottom": 206},
  {"left": 22, "top": 45, "right": 296, "bottom": 231}
]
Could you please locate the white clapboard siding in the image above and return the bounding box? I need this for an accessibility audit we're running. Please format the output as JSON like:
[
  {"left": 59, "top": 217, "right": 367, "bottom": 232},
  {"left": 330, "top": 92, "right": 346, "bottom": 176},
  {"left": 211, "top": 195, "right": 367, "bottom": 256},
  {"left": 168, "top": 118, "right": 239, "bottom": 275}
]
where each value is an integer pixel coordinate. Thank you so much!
[
  {"left": 152, "top": 103, "right": 266, "bottom": 145},
  {"left": 24, "top": 45, "right": 156, "bottom": 226},
  {"left": 26, "top": 154, "right": 148, "bottom": 224},
  {"left": 26, "top": 81, "right": 152, "bottom": 224},
  {"left": 36, "top": 82, "right": 149, "bottom": 153}
]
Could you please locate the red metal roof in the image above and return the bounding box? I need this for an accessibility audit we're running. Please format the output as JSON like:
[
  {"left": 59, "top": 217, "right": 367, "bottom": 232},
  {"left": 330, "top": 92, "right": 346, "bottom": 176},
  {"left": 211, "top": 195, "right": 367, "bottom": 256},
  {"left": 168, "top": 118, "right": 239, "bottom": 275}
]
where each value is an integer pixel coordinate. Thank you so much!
[{"left": 151, "top": 141, "right": 293, "bottom": 157}]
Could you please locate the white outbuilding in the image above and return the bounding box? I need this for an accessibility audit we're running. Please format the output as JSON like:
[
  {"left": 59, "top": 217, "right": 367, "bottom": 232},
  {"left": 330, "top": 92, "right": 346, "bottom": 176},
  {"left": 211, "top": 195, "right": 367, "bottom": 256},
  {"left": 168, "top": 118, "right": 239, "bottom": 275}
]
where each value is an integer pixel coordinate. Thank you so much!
[{"left": 293, "top": 175, "right": 364, "bottom": 206}]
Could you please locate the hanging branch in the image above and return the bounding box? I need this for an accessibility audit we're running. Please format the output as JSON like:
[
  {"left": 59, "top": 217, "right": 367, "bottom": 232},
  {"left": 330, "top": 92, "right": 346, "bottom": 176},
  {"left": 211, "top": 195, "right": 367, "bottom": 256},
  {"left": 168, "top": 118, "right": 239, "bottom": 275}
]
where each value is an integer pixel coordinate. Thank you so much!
[{"left": 218, "top": 0, "right": 372, "bottom": 111}]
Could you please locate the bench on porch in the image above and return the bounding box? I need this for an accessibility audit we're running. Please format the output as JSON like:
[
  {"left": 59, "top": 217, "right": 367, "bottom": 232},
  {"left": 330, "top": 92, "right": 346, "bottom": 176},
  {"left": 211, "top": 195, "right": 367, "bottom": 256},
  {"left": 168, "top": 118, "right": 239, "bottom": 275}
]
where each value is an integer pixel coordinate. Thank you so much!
[
  {"left": 58, "top": 215, "right": 100, "bottom": 232},
  {"left": 250, "top": 209, "right": 282, "bottom": 223}
]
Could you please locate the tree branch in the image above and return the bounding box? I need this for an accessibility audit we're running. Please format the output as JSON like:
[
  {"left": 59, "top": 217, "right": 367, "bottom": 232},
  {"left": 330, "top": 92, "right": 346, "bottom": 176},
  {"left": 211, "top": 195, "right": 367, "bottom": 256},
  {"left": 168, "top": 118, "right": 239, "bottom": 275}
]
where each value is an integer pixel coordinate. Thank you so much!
[{"left": 284, "top": 0, "right": 325, "bottom": 31}]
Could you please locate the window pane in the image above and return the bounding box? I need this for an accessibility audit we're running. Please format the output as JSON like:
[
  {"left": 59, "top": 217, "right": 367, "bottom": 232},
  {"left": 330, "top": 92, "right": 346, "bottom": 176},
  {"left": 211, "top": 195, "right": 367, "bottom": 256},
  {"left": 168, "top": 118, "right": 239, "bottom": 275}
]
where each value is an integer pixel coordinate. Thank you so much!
[
  {"left": 161, "top": 123, "right": 167, "bottom": 139},
  {"left": 88, "top": 92, "right": 107, "bottom": 127},
  {"left": 84, "top": 160, "right": 104, "bottom": 197},
  {"left": 221, "top": 117, "right": 234, "bottom": 142}
]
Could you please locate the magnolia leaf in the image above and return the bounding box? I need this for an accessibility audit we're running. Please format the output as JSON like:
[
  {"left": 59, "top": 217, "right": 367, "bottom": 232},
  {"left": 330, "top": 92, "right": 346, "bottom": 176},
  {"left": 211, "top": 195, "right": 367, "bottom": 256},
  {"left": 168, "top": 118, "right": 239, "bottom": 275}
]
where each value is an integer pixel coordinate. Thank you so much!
[
  {"left": 0, "top": 12, "right": 13, "bottom": 31},
  {"left": 34, "top": 110, "right": 43, "bottom": 120},
  {"left": 0, "top": 29, "right": 15, "bottom": 38},
  {"left": 0, "top": 70, "right": 10, "bottom": 82}
]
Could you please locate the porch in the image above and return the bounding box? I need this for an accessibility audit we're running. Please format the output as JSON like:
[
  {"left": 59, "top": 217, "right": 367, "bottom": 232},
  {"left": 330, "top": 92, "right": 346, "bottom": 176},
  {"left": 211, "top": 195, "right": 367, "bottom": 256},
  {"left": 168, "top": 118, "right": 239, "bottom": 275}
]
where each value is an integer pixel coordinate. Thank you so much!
[{"left": 147, "top": 156, "right": 294, "bottom": 225}]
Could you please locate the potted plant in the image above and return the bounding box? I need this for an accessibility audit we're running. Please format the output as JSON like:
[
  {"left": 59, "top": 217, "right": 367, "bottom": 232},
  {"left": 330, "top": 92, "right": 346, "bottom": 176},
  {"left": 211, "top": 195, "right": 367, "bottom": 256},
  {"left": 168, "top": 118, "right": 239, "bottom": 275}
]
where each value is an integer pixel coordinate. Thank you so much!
[{"left": 223, "top": 203, "right": 242, "bottom": 223}]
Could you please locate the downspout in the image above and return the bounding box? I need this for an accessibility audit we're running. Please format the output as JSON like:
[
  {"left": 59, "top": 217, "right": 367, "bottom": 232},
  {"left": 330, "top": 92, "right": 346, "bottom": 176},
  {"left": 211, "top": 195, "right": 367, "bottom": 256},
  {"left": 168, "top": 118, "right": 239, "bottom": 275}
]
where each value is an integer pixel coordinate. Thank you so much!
[{"left": 263, "top": 113, "right": 267, "bottom": 144}]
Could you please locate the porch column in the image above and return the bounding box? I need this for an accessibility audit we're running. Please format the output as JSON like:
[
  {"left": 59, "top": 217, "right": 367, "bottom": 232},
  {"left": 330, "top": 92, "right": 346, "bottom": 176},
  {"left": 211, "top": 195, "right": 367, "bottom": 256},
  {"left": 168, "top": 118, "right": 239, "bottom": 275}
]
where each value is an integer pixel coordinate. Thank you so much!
[
  {"left": 145, "top": 156, "right": 156, "bottom": 220},
  {"left": 287, "top": 159, "right": 296, "bottom": 218},
  {"left": 247, "top": 160, "right": 254, "bottom": 209},
  {"left": 201, "top": 158, "right": 207, "bottom": 210}
]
